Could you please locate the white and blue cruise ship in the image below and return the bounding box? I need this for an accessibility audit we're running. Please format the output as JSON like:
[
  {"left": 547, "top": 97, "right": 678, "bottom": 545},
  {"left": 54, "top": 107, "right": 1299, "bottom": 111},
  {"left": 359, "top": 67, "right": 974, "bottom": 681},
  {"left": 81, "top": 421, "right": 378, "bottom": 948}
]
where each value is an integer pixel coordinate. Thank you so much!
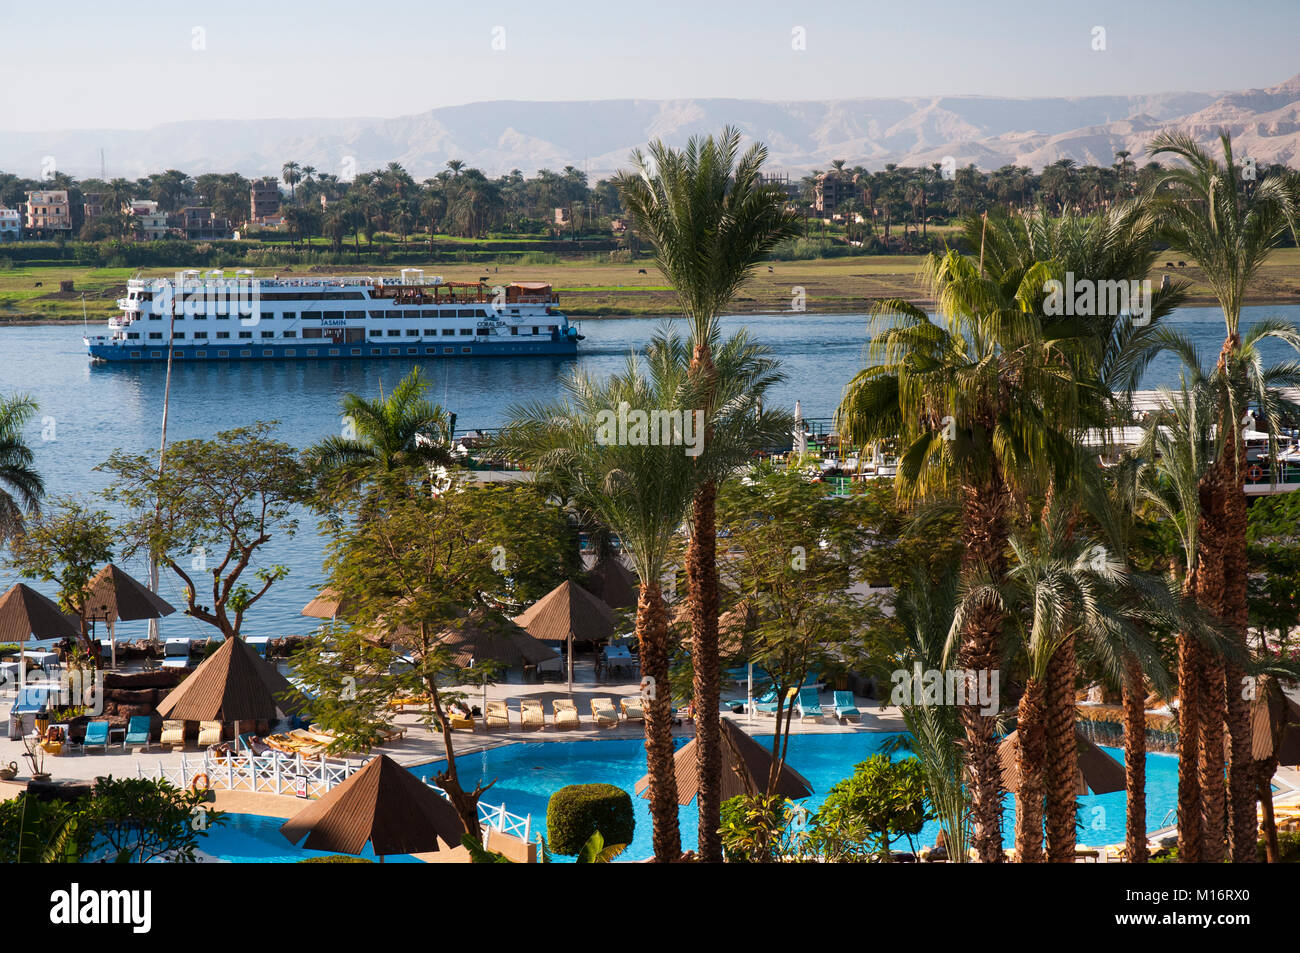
[{"left": 84, "top": 269, "right": 581, "bottom": 363}]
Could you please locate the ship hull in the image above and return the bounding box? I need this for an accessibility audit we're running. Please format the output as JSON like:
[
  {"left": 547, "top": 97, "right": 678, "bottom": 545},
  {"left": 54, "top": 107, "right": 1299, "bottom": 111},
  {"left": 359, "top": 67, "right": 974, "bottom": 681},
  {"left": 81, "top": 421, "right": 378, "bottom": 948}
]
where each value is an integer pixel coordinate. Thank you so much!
[{"left": 86, "top": 337, "right": 578, "bottom": 363}]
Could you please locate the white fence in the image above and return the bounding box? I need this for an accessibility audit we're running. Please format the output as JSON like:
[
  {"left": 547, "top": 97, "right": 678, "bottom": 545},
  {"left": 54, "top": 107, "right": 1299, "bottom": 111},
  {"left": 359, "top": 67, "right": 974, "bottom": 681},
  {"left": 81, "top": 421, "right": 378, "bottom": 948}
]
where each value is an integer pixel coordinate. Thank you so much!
[{"left": 139, "top": 751, "right": 532, "bottom": 841}]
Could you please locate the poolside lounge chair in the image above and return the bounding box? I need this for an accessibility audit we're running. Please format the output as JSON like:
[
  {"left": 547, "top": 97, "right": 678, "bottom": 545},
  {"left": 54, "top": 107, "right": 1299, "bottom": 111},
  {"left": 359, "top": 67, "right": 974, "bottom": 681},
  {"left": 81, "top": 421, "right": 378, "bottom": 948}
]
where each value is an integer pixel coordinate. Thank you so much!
[
  {"left": 198, "top": 721, "right": 223, "bottom": 747},
  {"left": 590, "top": 698, "right": 619, "bottom": 729},
  {"left": 486, "top": 701, "right": 510, "bottom": 731},
  {"left": 620, "top": 696, "right": 645, "bottom": 723},
  {"left": 160, "top": 719, "right": 185, "bottom": 748},
  {"left": 520, "top": 699, "right": 545, "bottom": 731},
  {"left": 796, "top": 687, "right": 824, "bottom": 723},
  {"left": 449, "top": 710, "right": 475, "bottom": 731},
  {"left": 553, "top": 698, "right": 580, "bottom": 730},
  {"left": 124, "top": 715, "right": 152, "bottom": 751},
  {"left": 833, "top": 691, "right": 861, "bottom": 723},
  {"left": 82, "top": 720, "right": 110, "bottom": 754}
]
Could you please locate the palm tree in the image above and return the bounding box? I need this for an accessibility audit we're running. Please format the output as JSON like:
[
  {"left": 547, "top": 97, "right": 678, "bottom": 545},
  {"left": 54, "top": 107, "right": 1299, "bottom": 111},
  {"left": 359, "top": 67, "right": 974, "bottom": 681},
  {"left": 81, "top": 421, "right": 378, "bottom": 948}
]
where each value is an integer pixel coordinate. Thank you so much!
[
  {"left": 281, "top": 161, "right": 301, "bottom": 201},
  {"left": 836, "top": 250, "right": 1089, "bottom": 861},
  {"left": 966, "top": 202, "right": 1188, "bottom": 861},
  {"left": 1136, "top": 377, "right": 1217, "bottom": 862},
  {"left": 1148, "top": 130, "right": 1300, "bottom": 862},
  {"left": 613, "top": 127, "right": 801, "bottom": 862},
  {"left": 306, "top": 367, "right": 454, "bottom": 502},
  {"left": 1143, "top": 326, "right": 1300, "bottom": 861},
  {"left": 0, "top": 394, "right": 43, "bottom": 540},
  {"left": 893, "top": 570, "right": 970, "bottom": 861},
  {"left": 499, "top": 328, "right": 706, "bottom": 862}
]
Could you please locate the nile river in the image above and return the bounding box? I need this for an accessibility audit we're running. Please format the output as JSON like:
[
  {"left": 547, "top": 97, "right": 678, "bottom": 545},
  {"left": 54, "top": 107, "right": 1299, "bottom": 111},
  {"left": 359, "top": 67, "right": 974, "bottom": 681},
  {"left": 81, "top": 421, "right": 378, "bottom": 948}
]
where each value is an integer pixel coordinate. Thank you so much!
[{"left": 1, "top": 305, "right": 1297, "bottom": 640}]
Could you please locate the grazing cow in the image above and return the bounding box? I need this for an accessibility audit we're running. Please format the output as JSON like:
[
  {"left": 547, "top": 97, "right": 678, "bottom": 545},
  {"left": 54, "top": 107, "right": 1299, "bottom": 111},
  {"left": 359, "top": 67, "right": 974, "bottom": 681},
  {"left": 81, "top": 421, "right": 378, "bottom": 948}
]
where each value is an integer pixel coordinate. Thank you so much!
[
  {"left": 1177, "top": 261, "right": 1187, "bottom": 267},
  {"left": 1165, "top": 262, "right": 1174, "bottom": 268},
  {"left": 768, "top": 265, "right": 774, "bottom": 272},
  {"left": 637, "top": 268, "right": 647, "bottom": 274},
  {"left": 34, "top": 281, "right": 42, "bottom": 287}
]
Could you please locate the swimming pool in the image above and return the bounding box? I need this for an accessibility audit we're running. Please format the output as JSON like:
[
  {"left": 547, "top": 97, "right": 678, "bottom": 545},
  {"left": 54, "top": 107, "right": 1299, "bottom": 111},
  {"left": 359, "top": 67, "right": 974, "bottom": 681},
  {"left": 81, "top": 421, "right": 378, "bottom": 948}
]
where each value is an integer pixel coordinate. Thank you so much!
[
  {"left": 409, "top": 733, "right": 1181, "bottom": 862},
  {"left": 196, "top": 812, "right": 423, "bottom": 863}
]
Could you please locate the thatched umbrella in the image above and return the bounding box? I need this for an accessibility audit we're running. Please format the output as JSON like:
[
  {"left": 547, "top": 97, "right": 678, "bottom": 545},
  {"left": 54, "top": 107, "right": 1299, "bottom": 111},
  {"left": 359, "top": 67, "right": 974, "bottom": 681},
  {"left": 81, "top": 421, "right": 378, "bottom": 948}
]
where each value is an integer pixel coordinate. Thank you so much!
[
  {"left": 156, "top": 636, "right": 306, "bottom": 741},
  {"left": 513, "top": 580, "right": 616, "bottom": 692},
  {"left": 83, "top": 564, "right": 176, "bottom": 669},
  {"left": 584, "top": 559, "right": 638, "bottom": 611},
  {"left": 301, "top": 586, "right": 353, "bottom": 622},
  {"left": 0, "top": 583, "right": 79, "bottom": 685},
  {"left": 634, "top": 716, "right": 812, "bottom": 804},
  {"left": 998, "top": 726, "right": 1126, "bottom": 796},
  {"left": 280, "top": 753, "right": 464, "bottom": 861}
]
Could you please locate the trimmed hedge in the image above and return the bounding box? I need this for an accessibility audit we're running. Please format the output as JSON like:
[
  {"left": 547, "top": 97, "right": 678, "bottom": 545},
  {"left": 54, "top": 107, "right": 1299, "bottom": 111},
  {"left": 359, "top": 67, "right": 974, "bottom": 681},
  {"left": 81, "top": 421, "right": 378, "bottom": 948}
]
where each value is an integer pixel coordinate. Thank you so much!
[{"left": 546, "top": 783, "right": 634, "bottom": 855}]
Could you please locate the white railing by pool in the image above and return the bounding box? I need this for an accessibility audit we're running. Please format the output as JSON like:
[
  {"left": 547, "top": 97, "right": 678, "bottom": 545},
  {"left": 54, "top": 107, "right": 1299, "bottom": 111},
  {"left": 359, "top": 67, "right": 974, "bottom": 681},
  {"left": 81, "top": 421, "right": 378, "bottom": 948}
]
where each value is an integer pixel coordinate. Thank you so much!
[{"left": 138, "top": 752, "right": 532, "bottom": 840}]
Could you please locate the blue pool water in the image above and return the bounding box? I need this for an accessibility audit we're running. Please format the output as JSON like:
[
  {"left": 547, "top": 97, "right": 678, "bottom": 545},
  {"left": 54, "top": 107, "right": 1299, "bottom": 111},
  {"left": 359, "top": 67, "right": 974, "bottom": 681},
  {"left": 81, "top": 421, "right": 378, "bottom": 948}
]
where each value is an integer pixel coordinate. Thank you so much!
[
  {"left": 197, "top": 811, "right": 423, "bottom": 863},
  {"left": 199, "top": 733, "right": 1178, "bottom": 861},
  {"left": 406, "top": 733, "right": 1180, "bottom": 861}
]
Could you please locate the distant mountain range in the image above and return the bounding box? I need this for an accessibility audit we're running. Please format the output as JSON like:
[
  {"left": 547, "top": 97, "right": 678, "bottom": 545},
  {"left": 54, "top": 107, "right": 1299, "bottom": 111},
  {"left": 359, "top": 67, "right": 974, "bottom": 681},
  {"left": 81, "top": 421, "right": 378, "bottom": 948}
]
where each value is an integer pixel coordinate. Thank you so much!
[{"left": 5, "top": 73, "right": 1300, "bottom": 181}]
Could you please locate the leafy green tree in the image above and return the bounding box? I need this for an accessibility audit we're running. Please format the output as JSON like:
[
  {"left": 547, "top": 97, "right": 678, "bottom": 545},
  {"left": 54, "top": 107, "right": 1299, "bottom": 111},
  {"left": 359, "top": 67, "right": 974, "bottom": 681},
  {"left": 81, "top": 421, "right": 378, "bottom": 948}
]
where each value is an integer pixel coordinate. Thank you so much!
[
  {"left": 719, "top": 793, "right": 804, "bottom": 863},
  {"left": 99, "top": 422, "right": 310, "bottom": 641},
  {"left": 807, "top": 755, "right": 932, "bottom": 861},
  {"left": 5, "top": 496, "right": 114, "bottom": 653}
]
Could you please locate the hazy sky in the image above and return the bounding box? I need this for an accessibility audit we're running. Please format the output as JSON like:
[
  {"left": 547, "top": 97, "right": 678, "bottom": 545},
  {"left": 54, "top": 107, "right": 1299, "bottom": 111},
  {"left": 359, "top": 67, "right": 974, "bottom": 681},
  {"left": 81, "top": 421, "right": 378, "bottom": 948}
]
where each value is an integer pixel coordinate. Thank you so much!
[{"left": 2, "top": 0, "right": 1298, "bottom": 131}]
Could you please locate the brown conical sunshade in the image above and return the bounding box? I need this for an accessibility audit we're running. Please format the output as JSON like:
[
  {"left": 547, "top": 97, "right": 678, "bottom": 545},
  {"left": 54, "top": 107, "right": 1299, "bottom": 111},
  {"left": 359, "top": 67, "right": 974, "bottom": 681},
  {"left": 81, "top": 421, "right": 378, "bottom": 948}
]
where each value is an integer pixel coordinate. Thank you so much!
[
  {"left": 513, "top": 580, "right": 616, "bottom": 644},
  {"left": 584, "top": 559, "right": 638, "bottom": 610},
  {"left": 1250, "top": 690, "right": 1300, "bottom": 764},
  {"left": 433, "top": 611, "right": 556, "bottom": 668},
  {"left": 0, "top": 583, "right": 79, "bottom": 642},
  {"left": 301, "top": 586, "right": 352, "bottom": 620},
  {"left": 675, "top": 600, "right": 756, "bottom": 656},
  {"left": 999, "top": 726, "right": 1126, "bottom": 796},
  {"left": 280, "top": 754, "right": 464, "bottom": 856},
  {"left": 634, "top": 717, "right": 813, "bottom": 805},
  {"left": 83, "top": 564, "right": 175, "bottom": 621},
  {"left": 156, "top": 635, "right": 306, "bottom": 723}
]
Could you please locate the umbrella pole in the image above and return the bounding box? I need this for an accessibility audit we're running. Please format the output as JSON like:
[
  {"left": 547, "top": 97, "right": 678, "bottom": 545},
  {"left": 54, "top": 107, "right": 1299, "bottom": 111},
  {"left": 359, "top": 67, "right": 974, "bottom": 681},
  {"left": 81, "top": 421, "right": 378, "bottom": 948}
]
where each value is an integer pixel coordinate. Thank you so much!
[
  {"left": 567, "top": 635, "right": 573, "bottom": 695},
  {"left": 109, "top": 619, "right": 117, "bottom": 671},
  {"left": 747, "top": 661, "right": 753, "bottom": 726}
]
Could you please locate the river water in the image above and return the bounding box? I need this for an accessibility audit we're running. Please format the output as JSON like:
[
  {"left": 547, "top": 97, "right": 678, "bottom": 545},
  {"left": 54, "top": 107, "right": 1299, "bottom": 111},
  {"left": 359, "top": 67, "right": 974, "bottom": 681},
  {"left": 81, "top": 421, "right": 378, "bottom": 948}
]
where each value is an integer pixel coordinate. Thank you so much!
[{"left": 1, "top": 304, "right": 1296, "bottom": 640}]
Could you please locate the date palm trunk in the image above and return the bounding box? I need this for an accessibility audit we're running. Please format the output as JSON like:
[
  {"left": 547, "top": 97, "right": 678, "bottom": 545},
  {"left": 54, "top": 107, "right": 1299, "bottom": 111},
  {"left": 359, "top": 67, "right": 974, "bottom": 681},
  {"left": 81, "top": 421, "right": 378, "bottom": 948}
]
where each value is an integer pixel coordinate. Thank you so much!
[
  {"left": 1044, "top": 634, "right": 1079, "bottom": 862},
  {"left": 1176, "top": 625, "right": 1204, "bottom": 863},
  {"left": 1199, "top": 649, "right": 1228, "bottom": 863},
  {"left": 1122, "top": 651, "right": 1148, "bottom": 862},
  {"left": 1014, "top": 677, "right": 1047, "bottom": 862},
  {"left": 958, "top": 478, "right": 1008, "bottom": 863},
  {"left": 687, "top": 337, "right": 723, "bottom": 863},
  {"left": 637, "top": 579, "right": 682, "bottom": 862}
]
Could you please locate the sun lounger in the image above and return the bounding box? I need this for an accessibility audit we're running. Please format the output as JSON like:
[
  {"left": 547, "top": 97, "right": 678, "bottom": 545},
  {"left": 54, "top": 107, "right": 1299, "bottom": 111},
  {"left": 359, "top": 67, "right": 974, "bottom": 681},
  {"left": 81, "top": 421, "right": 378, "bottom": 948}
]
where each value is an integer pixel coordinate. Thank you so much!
[
  {"left": 833, "top": 691, "right": 861, "bottom": 723},
  {"left": 520, "top": 699, "right": 545, "bottom": 730},
  {"left": 796, "top": 687, "right": 824, "bottom": 722},
  {"left": 590, "top": 698, "right": 618, "bottom": 728},
  {"left": 198, "top": 721, "right": 223, "bottom": 747},
  {"left": 160, "top": 719, "right": 185, "bottom": 748},
  {"left": 448, "top": 711, "right": 475, "bottom": 731},
  {"left": 553, "top": 698, "right": 580, "bottom": 730},
  {"left": 620, "top": 696, "right": 645, "bottom": 723},
  {"left": 82, "top": 720, "right": 110, "bottom": 754},
  {"left": 124, "top": 715, "right": 152, "bottom": 750},
  {"left": 486, "top": 701, "right": 510, "bottom": 731}
]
